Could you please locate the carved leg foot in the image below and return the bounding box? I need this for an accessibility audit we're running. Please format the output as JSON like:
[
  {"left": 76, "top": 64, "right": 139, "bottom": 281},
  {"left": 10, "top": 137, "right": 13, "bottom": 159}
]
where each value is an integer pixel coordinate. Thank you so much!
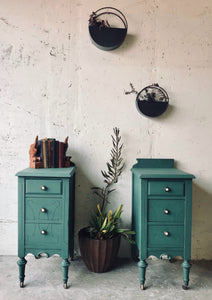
[
  {"left": 17, "top": 257, "right": 27, "bottom": 287},
  {"left": 138, "top": 260, "right": 148, "bottom": 290},
  {"left": 61, "top": 258, "right": 70, "bottom": 289},
  {"left": 182, "top": 260, "right": 191, "bottom": 289}
]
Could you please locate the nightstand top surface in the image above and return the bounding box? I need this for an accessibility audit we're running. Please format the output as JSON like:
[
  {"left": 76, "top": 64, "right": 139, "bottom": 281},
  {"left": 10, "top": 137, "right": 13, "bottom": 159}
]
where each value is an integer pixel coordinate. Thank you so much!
[
  {"left": 16, "top": 167, "right": 76, "bottom": 178},
  {"left": 131, "top": 159, "right": 195, "bottom": 179}
]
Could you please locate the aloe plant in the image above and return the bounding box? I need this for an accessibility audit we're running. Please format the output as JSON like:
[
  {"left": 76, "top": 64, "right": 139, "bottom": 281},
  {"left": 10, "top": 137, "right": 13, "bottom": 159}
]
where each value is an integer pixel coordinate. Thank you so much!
[{"left": 89, "top": 204, "right": 135, "bottom": 243}]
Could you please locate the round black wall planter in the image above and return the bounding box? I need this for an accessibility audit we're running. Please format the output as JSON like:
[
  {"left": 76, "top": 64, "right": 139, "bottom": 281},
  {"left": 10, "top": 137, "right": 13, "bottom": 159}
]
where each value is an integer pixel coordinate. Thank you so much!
[
  {"left": 136, "top": 100, "right": 168, "bottom": 117},
  {"left": 89, "top": 7, "right": 128, "bottom": 51},
  {"left": 136, "top": 84, "right": 169, "bottom": 117},
  {"left": 89, "top": 26, "right": 127, "bottom": 51}
]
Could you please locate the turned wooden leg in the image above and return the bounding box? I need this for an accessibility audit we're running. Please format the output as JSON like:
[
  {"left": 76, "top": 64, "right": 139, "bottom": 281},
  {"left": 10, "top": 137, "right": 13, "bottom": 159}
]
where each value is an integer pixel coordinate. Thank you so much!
[
  {"left": 61, "top": 258, "right": 70, "bottom": 289},
  {"left": 182, "top": 260, "right": 192, "bottom": 289},
  {"left": 131, "top": 244, "right": 139, "bottom": 261},
  {"left": 138, "top": 259, "right": 148, "bottom": 290},
  {"left": 17, "top": 257, "right": 27, "bottom": 287}
]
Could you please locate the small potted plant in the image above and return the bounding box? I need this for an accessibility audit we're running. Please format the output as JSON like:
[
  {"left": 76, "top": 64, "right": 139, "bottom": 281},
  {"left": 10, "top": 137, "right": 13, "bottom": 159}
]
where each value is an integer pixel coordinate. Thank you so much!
[{"left": 78, "top": 127, "right": 135, "bottom": 273}]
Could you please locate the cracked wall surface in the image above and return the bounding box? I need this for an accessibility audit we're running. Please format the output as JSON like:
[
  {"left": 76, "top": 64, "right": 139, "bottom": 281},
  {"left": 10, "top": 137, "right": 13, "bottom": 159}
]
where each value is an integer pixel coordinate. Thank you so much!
[{"left": 0, "top": 0, "right": 212, "bottom": 259}]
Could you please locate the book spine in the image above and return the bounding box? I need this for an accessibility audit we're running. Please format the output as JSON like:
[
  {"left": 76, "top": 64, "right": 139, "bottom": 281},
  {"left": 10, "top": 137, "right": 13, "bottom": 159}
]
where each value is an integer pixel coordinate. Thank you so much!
[
  {"left": 55, "top": 140, "right": 59, "bottom": 168},
  {"left": 37, "top": 140, "right": 43, "bottom": 162},
  {"left": 45, "top": 139, "right": 49, "bottom": 168},
  {"left": 48, "top": 139, "right": 53, "bottom": 168},
  {"left": 58, "top": 142, "right": 64, "bottom": 168},
  {"left": 51, "top": 139, "right": 55, "bottom": 168},
  {"left": 42, "top": 140, "right": 47, "bottom": 168}
]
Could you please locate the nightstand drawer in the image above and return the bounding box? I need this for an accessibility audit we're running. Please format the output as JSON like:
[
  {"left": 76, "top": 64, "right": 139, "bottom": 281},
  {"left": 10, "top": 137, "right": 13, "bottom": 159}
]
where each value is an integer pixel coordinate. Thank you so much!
[
  {"left": 148, "top": 225, "right": 184, "bottom": 247},
  {"left": 148, "top": 200, "right": 184, "bottom": 222},
  {"left": 25, "top": 223, "right": 62, "bottom": 248},
  {"left": 26, "top": 179, "right": 62, "bottom": 195},
  {"left": 148, "top": 181, "right": 184, "bottom": 197},
  {"left": 25, "top": 198, "right": 62, "bottom": 222}
]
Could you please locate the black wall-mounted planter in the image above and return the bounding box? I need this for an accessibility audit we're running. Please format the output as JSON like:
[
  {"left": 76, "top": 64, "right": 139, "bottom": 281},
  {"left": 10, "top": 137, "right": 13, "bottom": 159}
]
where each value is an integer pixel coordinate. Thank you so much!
[
  {"left": 136, "top": 100, "right": 169, "bottom": 117},
  {"left": 89, "top": 7, "right": 128, "bottom": 51},
  {"left": 89, "top": 26, "right": 127, "bottom": 51},
  {"left": 136, "top": 84, "right": 169, "bottom": 118}
]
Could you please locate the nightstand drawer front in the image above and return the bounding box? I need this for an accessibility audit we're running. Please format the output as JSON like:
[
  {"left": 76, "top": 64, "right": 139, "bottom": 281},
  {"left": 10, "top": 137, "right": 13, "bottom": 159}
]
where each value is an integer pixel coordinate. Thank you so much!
[
  {"left": 148, "top": 200, "right": 184, "bottom": 222},
  {"left": 25, "top": 223, "right": 62, "bottom": 247},
  {"left": 26, "top": 179, "right": 62, "bottom": 195},
  {"left": 148, "top": 181, "right": 184, "bottom": 197},
  {"left": 25, "top": 198, "right": 62, "bottom": 222},
  {"left": 148, "top": 225, "right": 184, "bottom": 247}
]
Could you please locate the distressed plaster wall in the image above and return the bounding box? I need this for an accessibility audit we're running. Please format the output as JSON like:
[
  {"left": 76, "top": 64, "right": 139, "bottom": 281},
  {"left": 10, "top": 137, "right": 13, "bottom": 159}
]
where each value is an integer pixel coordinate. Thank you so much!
[{"left": 0, "top": 0, "right": 211, "bottom": 259}]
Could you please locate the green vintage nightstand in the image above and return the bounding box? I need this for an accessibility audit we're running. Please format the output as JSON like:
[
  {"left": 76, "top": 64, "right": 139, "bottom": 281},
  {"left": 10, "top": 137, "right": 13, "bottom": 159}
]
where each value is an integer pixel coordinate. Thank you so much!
[
  {"left": 131, "top": 159, "right": 195, "bottom": 290},
  {"left": 16, "top": 167, "right": 75, "bottom": 288}
]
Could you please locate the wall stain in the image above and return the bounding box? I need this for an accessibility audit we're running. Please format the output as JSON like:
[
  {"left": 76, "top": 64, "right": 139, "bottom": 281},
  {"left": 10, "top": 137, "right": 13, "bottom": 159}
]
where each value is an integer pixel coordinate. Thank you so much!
[
  {"left": 40, "top": 40, "right": 49, "bottom": 47},
  {"left": 0, "top": 17, "right": 9, "bottom": 25},
  {"left": 52, "top": 122, "right": 64, "bottom": 127},
  {"left": 0, "top": 17, "right": 18, "bottom": 29},
  {"left": 1, "top": 45, "right": 13, "bottom": 60},
  {"left": 75, "top": 66, "right": 82, "bottom": 72},
  {"left": 16, "top": 105, "right": 31, "bottom": 115},
  {"left": 1, "top": 134, "right": 10, "bottom": 141},
  {"left": 1, "top": 44, "right": 32, "bottom": 67},
  {"left": 0, "top": 219, "right": 17, "bottom": 223},
  {"left": 49, "top": 46, "right": 66, "bottom": 61},
  {"left": 50, "top": 47, "right": 56, "bottom": 56}
]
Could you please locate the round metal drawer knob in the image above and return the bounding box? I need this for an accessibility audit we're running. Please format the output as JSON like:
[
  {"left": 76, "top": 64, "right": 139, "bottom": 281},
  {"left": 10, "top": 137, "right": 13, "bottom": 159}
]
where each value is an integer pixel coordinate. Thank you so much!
[
  {"left": 164, "top": 231, "right": 169, "bottom": 236},
  {"left": 40, "top": 208, "right": 46, "bottom": 213},
  {"left": 165, "top": 187, "right": 171, "bottom": 192},
  {"left": 164, "top": 209, "right": 169, "bottom": 214},
  {"left": 41, "top": 230, "right": 46, "bottom": 235},
  {"left": 41, "top": 186, "right": 47, "bottom": 190}
]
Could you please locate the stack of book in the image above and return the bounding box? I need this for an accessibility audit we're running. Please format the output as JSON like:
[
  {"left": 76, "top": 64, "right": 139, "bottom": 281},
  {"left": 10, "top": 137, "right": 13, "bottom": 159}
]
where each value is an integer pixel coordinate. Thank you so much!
[{"left": 29, "top": 136, "right": 71, "bottom": 169}]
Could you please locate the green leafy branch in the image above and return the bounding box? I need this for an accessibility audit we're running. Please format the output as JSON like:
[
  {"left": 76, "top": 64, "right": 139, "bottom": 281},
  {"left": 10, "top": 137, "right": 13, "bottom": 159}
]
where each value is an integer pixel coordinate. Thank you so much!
[{"left": 92, "top": 127, "right": 124, "bottom": 212}]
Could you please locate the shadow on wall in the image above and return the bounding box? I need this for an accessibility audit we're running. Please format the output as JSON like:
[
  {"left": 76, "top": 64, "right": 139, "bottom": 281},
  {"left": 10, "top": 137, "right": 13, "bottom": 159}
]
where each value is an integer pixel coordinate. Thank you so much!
[
  {"left": 157, "top": 104, "right": 175, "bottom": 120},
  {"left": 110, "top": 33, "right": 137, "bottom": 53},
  {"left": 68, "top": 152, "right": 98, "bottom": 255},
  {"left": 122, "top": 34, "right": 137, "bottom": 50},
  {"left": 191, "top": 182, "right": 212, "bottom": 260}
]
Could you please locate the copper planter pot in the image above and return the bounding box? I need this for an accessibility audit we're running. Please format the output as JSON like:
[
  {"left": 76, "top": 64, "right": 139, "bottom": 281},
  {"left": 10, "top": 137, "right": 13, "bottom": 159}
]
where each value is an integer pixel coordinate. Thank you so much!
[{"left": 78, "top": 228, "right": 121, "bottom": 273}]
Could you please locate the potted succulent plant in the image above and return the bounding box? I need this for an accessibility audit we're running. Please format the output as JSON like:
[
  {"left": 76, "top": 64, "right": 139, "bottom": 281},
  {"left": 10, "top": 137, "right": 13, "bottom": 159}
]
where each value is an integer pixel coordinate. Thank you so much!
[{"left": 78, "top": 127, "right": 135, "bottom": 273}]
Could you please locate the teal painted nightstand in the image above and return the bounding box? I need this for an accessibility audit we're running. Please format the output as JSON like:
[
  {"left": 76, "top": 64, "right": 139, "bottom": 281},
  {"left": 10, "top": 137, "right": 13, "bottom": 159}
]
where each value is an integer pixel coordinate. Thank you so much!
[
  {"left": 131, "top": 159, "right": 195, "bottom": 290},
  {"left": 16, "top": 167, "right": 76, "bottom": 288}
]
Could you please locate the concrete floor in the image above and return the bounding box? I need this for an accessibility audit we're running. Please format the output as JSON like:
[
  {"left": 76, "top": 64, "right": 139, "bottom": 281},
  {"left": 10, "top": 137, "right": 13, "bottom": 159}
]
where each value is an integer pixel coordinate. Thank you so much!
[{"left": 0, "top": 256, "right": 211, "bottom": 300}]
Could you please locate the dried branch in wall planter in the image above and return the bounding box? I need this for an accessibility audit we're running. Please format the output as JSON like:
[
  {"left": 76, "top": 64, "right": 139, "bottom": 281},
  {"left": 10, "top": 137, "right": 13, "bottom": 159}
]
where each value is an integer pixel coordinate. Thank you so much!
[
  {"left": 124, "top": 83, "right": 138, "bottom": 95},
  {"left": 89, "top": 11, "right": 110, "bottom": 29}
]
